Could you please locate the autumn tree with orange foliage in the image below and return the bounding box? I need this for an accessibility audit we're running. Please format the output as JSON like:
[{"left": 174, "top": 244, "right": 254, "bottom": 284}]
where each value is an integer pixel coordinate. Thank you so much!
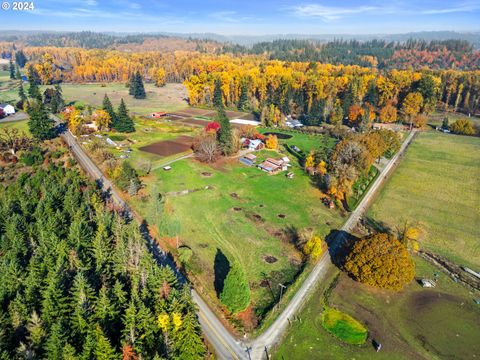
[
  {"left": 379, "top": 102, "right": 398, "bottom": 123},
  {"left": 348, "top": 104, "right": 364, "bottom": 125},
  {"left": 343, "top": 233, "right": 415, "bottom": 290}
]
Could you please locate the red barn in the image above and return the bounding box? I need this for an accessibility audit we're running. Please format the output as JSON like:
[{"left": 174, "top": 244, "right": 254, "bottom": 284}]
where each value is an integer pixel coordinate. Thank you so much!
[{"left": 152, "top": 112, "right": 167, "bottom": 118}]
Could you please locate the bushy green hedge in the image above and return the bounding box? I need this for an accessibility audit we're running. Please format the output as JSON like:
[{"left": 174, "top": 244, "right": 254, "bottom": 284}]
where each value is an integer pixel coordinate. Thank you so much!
[{"left": 20, "top": 147, "right": 44, "bottom": 166}]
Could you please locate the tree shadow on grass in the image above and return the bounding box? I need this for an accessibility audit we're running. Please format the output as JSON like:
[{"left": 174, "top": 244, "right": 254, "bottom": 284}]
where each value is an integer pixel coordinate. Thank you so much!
[
  {"left": 363, "top": 216, "right": 392, "bottom": 234},
  {"left": 325, "top": 229, "right": 359, "bottom": 269},
  {"left": 214, "top": 248, "right": 230, "bottom": 297}
]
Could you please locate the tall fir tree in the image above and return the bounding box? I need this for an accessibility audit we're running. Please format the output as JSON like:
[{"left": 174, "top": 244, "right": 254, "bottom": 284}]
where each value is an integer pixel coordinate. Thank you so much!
[
  {"left": 27, "top": 65, "right": 42, "bottom": 101},
  {"left": 238, "top": 81, "right": 248, "bottom": 111},
  {"left": 9, "top": 59, "right": 15, "bottom": 79},
  {"left": 18, "top": 82, "right": 27, "bottom": 108},
  {"left": 114, "top": 99, "right": 135, "bottom": 133},
  {"left": 102, "top": 94, "right": 117, "bottom": 128},
  {"left": 15, "top": 49, "right": 27, "bottom": 67},
  {"left": 216, "top": 107, "right": 233, "bottom": 155},
  {"left": 213, "top": 78, "right": 223, "bottom": 108},
  {"left": 28, "top": 101, "right": 56, "bottom": 141},
  {"left": 133, "top": 71, "right": 146, "bottom": 99},
  {"left": 128, "top": 73, "right": 135, "bottom": 96},
  {"left": 15, "top": 64, "right": 21, "bottom": 80},
  {"left": 50, "top": 83, "right": 64, "bottom": 113}
]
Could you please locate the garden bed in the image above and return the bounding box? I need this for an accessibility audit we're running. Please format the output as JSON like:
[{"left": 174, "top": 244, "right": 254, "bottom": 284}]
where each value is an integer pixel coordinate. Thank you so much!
[{"left": 139, "top": 135, "right": 193, "bottom": 156}]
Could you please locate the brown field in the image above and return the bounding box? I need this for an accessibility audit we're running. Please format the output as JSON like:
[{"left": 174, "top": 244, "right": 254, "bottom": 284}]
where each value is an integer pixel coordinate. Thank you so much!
[
  {"left": 178, "top": 119, "right": 209, "bottom": 127},
  {"left": 139, "top": 135, "right": 193, "bottom": 157},
  {"left": 238, "top": 113, "right": 257, "bottom": 120},
  {"left": 170, "top": 108, "right": 212, "bottom": 117},
  {"left": 225, "top": 110, "right": 248, "bottom": 118}
]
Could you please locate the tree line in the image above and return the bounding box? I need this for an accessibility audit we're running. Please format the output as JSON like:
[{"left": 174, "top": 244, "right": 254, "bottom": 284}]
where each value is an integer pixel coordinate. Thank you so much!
[
  {"left": 0, "top": 162, "right": 206, "bottom": 359},
  {"left": 224, "top": 39, "right": 479, "bottom": 70}
]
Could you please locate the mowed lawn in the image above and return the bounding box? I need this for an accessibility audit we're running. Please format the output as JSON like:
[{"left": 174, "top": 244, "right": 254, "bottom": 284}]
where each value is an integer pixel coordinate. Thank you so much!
[
  {"left": 39, "top": 82, "right": 188, "bottom": 116},
  {"left": 131, "top": 148, "right": 344, "bottom": 315},
  {"left": 275, "top": 257, "right": 480, "bottom": 360},
  {"left": 0, "top": 119, "right": 30, "bottom": 134},
  {"left": 0, "top": 70, "right": 20, "bottom": 103},
  {"left": 369, "top": 131, "right": 480, "bottom": 268}
]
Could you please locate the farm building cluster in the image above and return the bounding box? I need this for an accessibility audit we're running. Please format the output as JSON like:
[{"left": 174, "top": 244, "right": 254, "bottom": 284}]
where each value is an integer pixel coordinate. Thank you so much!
[{"left": 239, "top": 153, "right": 291, "bottom": 175}]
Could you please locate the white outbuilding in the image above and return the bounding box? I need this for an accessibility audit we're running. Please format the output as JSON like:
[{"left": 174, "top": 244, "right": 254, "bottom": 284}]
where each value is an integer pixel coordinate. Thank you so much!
[{"left": 0, "top": 103, "right": 15, "bottom": 116}]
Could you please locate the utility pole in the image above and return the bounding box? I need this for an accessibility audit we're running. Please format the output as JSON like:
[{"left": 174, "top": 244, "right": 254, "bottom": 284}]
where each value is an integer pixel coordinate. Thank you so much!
[
  {"left": 278, "top": 283, "right": 286, "bottom": 309},
  {"left": 245, "top": 346, "right": 252, "bottom": 360}
]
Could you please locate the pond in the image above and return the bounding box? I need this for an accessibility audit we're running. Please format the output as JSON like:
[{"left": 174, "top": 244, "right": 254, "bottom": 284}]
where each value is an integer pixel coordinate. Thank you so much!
[{"left": 263, "top": 132, "right": 293, "bottom": 139}]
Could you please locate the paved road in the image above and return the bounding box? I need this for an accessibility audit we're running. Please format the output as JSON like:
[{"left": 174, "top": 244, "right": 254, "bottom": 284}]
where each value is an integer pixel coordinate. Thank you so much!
[
  {"left": 0, "top": 111, "right": 29, "bottom": 123},
  {"left": 58, "top": 114, "right": 416, "bottom": 360}
]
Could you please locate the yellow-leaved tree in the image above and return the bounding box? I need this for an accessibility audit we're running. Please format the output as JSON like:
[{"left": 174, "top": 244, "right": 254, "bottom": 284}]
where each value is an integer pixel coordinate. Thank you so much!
[
  {"left": 92, "top": 109, "right": 111, "bottom": 131},
  {"left": 343, "top": 233, "right": 415, "bottom": 290},
  {"left": 402, "top": 92, "right": 423, "bottom": 120},
  {"left": 68, "top": 109, "right": 84, "bottom": 136},
  {"left": 265, "top": 134, "right": 278, "bottom": 149},
  {"left": 303, "top": 235, "right": 323, "bottom": 260}
]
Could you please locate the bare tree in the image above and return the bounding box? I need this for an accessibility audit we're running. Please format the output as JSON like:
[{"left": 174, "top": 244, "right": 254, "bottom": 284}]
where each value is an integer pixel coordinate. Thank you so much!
[
  {"left": 193, "top": 133, "right": 220, "bottom": 163},
  {"left": 0, "top": 128, "right": 33, "bottom": 155}
]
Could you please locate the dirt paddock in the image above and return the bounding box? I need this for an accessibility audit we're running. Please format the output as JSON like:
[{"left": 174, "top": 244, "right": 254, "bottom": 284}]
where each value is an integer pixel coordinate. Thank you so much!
[{"left": 139, "top": 136, "right": 193, "bottom": 157}]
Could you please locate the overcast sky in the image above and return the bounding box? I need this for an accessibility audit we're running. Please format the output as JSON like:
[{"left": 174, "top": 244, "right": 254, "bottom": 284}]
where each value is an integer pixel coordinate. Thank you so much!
[{"left": 0, "top": 0, "right": 479, "bottom": 34}]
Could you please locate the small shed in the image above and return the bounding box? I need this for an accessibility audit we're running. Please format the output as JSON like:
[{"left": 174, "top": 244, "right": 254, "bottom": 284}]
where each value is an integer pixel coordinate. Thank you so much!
[
  {"left": 286, "top": 172, "right": 294, "bottom": 179},
  {"left": 152, "top": 112, "right": 167, "bottom": 118},
  {"left": 239, "top": 153, "right": 257, "bottom": 167},
  {"left": 163, "top": 166, "right": 172, "bottom": 171},
  {"left": 420, "top": 279, "right": 436, "bottom": 288}
]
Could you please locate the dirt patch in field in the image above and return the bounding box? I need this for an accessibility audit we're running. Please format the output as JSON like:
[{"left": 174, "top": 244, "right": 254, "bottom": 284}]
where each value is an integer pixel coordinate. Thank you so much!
[
  {"left": 278, "top": 214, "right": 286, "bottom": 218},
  {"left": 178, "top": 118, "right": 209, "bottom": 127},
  {"left": 407, "top": 291, "right": 461, "bottom": 313},
  {"left": 232, "top": 207, "right": 242, "bottom": 211},
  {"left": 246, "top": 212, "right": 265, "bottom": 223},
  {"left": 202, "top": 111, "right": 217, "bottom": 118},
  {"left": 201, "top": 172, "right": 212, "bottom": 177},
  {"left": 174, "top": 107, "right": 212, "bottom": 116},
  {"left": 139, "top": 136, "right": 193, "bottom": 157},
  {"left": 259, "top": 279, "right": 270, "bottom": 288},
  {"left": 230, "top": 192, "right": 239, "bottom": 199},
  {"left": 226, "top": 110, "right": 249, "bottom": 119},
  {"left": 263, "top": 255, "right": 278, "bottom": 264},
  {"left": 239, "top": 113, "right": 257, "bottom": 120}
]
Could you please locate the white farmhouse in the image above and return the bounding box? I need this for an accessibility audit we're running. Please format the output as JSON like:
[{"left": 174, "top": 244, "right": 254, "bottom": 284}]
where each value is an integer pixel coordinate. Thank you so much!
[{"left": 0, "top": 103, "right": 15, "bottom": 116}]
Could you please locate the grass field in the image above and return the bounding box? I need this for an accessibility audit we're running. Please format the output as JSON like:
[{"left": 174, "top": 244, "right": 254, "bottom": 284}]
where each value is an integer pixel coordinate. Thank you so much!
[
  {"left": 0, "top": 119, "right": 30, "bottom": 134},
  {"left": 275, "top": 256, "right": 480, "bottom": 359},
  {"left": 39, "top": 82, "right": 188, "bottom": 116},
  {"left": 130, "top": 134, "right": 343, "bottom": 321},
  {"left": 0, "top": 70, "right": 20, "bottom": 103},
  {"left": 369, "top": 131, "right": 480, "bottom": 268},
  {"left": 258, "top": 128, "right": 336, "bottom": 154}
]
